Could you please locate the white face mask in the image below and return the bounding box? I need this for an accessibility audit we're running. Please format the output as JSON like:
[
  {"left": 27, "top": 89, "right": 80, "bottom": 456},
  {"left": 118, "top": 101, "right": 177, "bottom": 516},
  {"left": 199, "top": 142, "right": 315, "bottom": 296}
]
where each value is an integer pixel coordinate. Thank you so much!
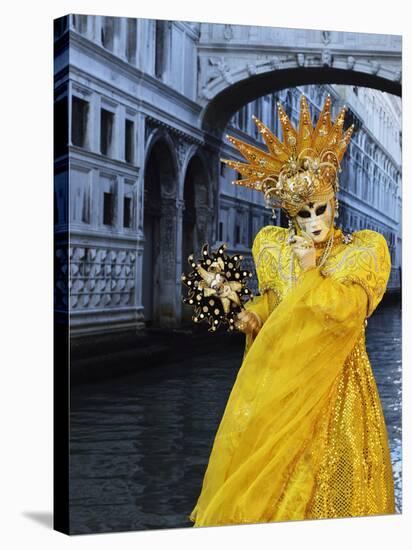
[{"left": 295, "top": 200, "right": 333, "bottom": 243}]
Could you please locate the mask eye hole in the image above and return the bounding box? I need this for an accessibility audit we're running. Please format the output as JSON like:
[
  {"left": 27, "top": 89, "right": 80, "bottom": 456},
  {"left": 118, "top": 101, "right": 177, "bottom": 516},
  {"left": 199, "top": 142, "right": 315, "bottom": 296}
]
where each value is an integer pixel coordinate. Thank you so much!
[
  {"left": 297, "top": 210, "right": 311, "bottom": 218},
  {"left": 315, "top": 204, "right": 327, "bottom": 216}
]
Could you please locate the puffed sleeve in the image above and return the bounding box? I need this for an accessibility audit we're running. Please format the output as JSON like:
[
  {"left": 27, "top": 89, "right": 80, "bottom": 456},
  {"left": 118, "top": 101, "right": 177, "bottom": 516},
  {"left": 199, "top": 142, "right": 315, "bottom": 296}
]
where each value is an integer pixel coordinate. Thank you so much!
[
  {"left": 320, "top": 230, "right": 391, "bottom": 317},
  {"left": 241, "top": 227, "right": 281, "bottom": 353}
]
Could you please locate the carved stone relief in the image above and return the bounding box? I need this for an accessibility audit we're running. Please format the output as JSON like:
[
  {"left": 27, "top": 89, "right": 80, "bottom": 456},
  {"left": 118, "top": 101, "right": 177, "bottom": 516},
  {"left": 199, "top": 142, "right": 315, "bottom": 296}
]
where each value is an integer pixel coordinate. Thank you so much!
[{"left": 67, "top": 245, "right": 136, "bottom": 309}]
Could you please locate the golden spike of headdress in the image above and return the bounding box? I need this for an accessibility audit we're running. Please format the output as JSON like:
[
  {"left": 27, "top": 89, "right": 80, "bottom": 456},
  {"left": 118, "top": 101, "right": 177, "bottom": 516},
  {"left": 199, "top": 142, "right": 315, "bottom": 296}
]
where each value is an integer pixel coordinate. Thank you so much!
[
  {"left": 219, "top": 158, "right": 272, "bottom": 189},
  {"left": 223, "top": 134, "right": 283, "bottom": 172},
  {"left": 318, "top": 105, "right": 348, "bottom": 181},
  {"left": 251, "top": 115, "right": 289, "bottom": 160},
  {"left": 323, "top": 105, "right": 347, "bottom": 150},
  {"left": 336, "top": 123, "right": 356, "bottom": 163},
  {"left": 277, "top": 102, "right": 298, "bottom": 151},
  {"left": 220, "top": 93, "right": 355, "bottom": 217},
  {"left": 312, "top": 93, "right": 332, "bottom": 153},
  {"left": 297, "top": 95, "right": 313, "bottom": 155}
]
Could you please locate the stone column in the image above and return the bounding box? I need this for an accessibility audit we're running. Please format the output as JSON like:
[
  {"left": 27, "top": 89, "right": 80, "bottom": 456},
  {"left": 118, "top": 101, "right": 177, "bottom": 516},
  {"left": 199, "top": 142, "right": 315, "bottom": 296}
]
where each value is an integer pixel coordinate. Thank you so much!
[
  {"left": 135, "top": 113, "right": 146, "bottom": 236},
  {"left": 206, "top": 150, "right": 219, "bottom": 245},
  {"left": 158, "top": 197, "right": 180, "bottom": 327},
  {"left": 88, "top": 91, "right": 101, "bottom": 154},
  {"left": 116, "top": 175, "right": 124, "bottom": 231},
  {"left": 115, "top": 104, "right": 126, "bottom": 161},
  {"left": 67, "top": 81, "right": 73, "bottom": 147},
  {"left": 93, "top": 16, "right": 103, "bottom": 45},
  {"left": 195, "top": 205, "right": 214, "bottom": 255},
  {"left": 90, "top": 168, "right": 100, "bottom": 227},
  {"left": 175, "top": 198, "right": 185, "bottom": 324}
]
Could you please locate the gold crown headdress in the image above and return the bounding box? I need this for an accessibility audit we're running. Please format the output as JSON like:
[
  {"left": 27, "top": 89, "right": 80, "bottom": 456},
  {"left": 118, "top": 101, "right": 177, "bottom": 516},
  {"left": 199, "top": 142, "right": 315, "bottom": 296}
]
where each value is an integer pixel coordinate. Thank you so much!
[{"left": 220, "top": 94, "right": 355, "bottom": 217}]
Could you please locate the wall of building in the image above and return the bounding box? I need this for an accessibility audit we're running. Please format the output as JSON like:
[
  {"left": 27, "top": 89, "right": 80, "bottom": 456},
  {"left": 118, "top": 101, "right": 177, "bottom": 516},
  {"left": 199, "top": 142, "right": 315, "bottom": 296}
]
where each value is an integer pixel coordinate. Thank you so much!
[{"left": 53, "top": 15, "right": 402, "bottom": 335}]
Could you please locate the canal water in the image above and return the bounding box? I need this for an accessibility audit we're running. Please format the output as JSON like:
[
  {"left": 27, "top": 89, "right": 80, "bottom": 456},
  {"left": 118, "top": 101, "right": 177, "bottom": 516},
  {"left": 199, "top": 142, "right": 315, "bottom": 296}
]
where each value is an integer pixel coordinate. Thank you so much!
[{"left": 69, "top": 301, "right": 402, "bottom": 534}]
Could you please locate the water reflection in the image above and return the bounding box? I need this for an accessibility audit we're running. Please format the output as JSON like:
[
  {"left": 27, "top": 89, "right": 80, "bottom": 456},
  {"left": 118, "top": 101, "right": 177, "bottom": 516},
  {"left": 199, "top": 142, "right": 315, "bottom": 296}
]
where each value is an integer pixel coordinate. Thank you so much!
[{"left": 70, "top": 302, "right": 402, "bottom": 534}]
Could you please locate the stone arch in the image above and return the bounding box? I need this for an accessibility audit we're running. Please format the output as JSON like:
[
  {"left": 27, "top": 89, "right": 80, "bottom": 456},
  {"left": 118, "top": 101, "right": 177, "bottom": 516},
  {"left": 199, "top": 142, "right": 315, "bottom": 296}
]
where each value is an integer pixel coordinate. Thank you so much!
[
  {"left": 142, "top": 130, "right": 180, "bottom": 327},
  {"left": 201, "top": 66, "right": 401, "bottom": 136},
  {"left": 179, "top": 146, "right": 213, "bottom": 204},
  {"left": 181, "top": 149, "right": 213, "bottom": 256},
  {"left": 180, "top": 149, "right": 214, "bottom": 323},
  {"left": 145, "top": 129, "right": 180, "bottom": 187}
]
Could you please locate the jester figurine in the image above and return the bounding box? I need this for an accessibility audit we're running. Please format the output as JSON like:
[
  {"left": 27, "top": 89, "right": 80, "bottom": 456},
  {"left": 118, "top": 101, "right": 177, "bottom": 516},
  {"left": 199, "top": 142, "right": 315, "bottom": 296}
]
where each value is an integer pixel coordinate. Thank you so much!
[{"left": 189, "top": 93, "right": 396, "bottom": 527}]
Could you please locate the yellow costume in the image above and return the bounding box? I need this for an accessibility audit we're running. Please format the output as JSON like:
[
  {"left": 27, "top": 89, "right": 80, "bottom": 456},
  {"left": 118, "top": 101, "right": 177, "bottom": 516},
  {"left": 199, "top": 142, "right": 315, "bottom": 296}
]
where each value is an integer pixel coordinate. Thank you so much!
[
  {"left": 189, "top": 225, "right": 395, "bottom": 526},
  {"left": 188, "top": 93, "right": 396, "bottom": 526}
]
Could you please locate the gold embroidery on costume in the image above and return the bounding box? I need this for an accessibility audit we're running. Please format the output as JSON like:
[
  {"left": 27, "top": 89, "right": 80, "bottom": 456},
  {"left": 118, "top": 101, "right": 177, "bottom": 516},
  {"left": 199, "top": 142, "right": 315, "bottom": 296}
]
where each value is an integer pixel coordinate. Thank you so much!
[{"left": 320, "top": 230, "right": 391, "bottom": 317}]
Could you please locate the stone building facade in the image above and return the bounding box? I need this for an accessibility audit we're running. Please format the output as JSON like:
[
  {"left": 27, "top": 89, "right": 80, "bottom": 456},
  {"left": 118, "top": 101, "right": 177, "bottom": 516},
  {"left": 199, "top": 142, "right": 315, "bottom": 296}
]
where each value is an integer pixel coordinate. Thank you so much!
[{"left": 53, "top": 15, "right": 401, "bottom": 336}]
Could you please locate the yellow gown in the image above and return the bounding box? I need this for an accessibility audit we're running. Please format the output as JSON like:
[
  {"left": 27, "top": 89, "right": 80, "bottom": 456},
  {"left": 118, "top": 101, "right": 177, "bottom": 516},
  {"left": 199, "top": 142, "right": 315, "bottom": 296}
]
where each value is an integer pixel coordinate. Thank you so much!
[{"left": 189, "top": 225, "right": 396, "bottom": 527}]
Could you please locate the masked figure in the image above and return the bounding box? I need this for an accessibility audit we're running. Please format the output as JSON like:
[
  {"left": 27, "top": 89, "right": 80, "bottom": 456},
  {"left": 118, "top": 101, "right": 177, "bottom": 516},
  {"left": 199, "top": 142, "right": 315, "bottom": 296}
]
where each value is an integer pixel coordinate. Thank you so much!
[{"left": 189, "top": 94, "right": 395, "bottom": 526}]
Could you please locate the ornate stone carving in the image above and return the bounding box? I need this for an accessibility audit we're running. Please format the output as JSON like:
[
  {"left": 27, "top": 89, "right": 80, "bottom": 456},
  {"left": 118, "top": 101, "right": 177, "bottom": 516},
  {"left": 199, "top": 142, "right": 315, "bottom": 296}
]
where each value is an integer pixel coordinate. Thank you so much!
[
  {"left": 321, "top": 49, "right": 332, "bottom": 67},
  {"left": 68, "top": 245, "right": 136, "bottom": 309},
  {"left": 269, "top": 56, "right": 281, "bottom": 70},
  {"left": 347, "top": 55, "right": 356, "bottom": 70},
  {"left": 247, "top": 63, "right": 257, "bottom": 76},
  {"left": 208, "top": 57, "right": 234, "bottom": 84},
  {"left": 296, "top": 53, "right": 305, "bottom": 67},
  {"left": 321, "top": 30, "right": 331, "bottom": 45},
  {"left": 200, "top": 86, "right": 214, "bottom": 100},
  {"left": 197, "top": 28, "right": 401, "bottom": 104},
  {"left": 223, "top": 24, "right": 233, "bottom": 41},
  {"left": 175, "top": 137, "right": 190, "bottom": 171}
]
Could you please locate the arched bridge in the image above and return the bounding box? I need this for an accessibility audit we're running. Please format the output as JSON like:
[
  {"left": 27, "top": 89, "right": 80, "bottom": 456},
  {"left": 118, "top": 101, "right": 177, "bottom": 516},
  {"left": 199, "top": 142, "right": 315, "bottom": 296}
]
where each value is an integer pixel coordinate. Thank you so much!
[{"left": 197, "top": 25, "right": 402, "bottom": 135}]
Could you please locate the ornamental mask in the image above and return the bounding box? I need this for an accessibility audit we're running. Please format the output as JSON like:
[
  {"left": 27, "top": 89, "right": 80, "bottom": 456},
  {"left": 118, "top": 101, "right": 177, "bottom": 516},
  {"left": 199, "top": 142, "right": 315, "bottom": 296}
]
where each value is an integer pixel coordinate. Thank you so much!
[{"left": 295, "top": 198, "right": 334, "bottom": 244}]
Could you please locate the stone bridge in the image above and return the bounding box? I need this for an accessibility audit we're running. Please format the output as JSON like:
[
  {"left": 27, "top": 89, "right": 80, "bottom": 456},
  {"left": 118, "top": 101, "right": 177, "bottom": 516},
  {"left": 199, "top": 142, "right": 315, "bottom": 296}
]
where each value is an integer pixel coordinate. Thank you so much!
[{"left": 196, "top": 25, "right": 402, "bottom": 135}]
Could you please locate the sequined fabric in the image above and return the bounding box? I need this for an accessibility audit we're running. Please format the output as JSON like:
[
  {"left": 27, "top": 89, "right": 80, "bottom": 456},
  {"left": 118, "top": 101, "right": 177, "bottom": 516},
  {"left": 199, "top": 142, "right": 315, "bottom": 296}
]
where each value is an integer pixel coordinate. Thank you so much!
[
  {"left": 268, "top": 327, "right": 395, "bottom": 521},
  {"left": 189, "top": 225, "right": 395, "bottom": 527},
  {"left": 306, "top": 329, "right": 395, "bottom": 518}
]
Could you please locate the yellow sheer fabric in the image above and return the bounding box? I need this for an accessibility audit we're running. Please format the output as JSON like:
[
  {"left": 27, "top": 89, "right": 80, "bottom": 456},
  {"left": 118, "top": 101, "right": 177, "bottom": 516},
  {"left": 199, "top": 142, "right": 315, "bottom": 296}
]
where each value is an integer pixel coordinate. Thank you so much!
[{"left": 189, "top": 226, "right": 395, "bottom": 527}]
